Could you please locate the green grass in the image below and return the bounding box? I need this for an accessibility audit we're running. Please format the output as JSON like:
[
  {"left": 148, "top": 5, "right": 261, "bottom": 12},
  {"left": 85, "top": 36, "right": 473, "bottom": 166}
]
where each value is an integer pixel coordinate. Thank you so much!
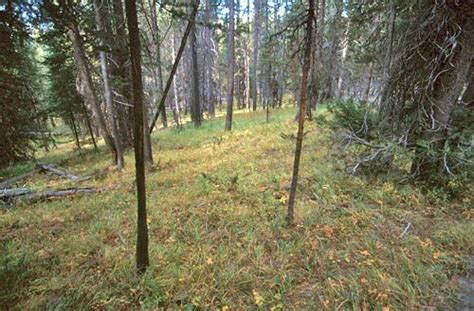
[{"left": 1, "top": 106, "right": 472, "bottom": 310}]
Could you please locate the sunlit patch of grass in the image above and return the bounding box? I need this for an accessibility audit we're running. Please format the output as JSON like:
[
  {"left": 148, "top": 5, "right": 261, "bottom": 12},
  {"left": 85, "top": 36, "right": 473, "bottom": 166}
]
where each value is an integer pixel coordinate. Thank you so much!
[{"left": 0, "top": 106, "right": 472, "bottom": 309}]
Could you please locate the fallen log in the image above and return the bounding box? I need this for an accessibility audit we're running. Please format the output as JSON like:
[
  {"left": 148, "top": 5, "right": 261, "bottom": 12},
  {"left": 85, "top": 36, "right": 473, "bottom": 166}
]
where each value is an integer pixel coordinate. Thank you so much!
[
  {"left": 0, "top": 188, "right": 34, "bottom": 199},
  {"left": 1, "top": 187, "right": 100, "bottom": 203},
  {"left": 36, "top": 162, "right": 80, "bottom": 180},
  {"left": 0, "top": 168, "right": 40, "bottom": 189},
  {"left": 35, "top": 162, "right": 91, "bottom": 181}
]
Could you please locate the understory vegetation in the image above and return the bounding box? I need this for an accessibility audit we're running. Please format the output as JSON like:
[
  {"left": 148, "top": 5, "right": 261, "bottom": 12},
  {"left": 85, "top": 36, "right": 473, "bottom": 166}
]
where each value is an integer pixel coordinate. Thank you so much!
[
  {"left": 323, "top": 100, "right": 474, "bottom": 194},
  {"left": 1, "top": 107, "right": 472, "bottom": 309}
]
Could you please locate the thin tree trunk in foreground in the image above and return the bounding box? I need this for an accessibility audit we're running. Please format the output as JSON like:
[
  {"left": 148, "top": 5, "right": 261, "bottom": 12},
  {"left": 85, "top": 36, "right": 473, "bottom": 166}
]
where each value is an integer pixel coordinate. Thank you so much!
[
  {"left": 125, "top": 0, "right": 149, "bottom": 273},
  {"left": 224, "top": 0, "right": 235, "bottom": 131},
  {"left": 287, "top": 0, "right": 314, "bottom": 225}
]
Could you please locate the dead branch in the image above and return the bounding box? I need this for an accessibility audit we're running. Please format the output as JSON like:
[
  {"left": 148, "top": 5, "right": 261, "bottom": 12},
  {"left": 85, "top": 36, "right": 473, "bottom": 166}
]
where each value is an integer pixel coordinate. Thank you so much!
[
  {"left": 36, "top": 162, "right": 91, "bottom": 181},
  {"left": 0, "top": 188, "right": 34, "bottom": 199},
  {"left": 1, "top": 187, "right": 101, "bottom": 203},
  {"left": 0, "top": 168, "right": 40, "bottom": 190}
]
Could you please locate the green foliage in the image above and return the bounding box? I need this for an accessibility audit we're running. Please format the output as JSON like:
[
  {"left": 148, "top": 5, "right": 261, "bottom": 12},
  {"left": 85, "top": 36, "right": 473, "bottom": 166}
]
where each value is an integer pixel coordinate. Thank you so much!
[
  {"left": 41, "top": 28, "right": 86, "bottom": 130},
  {"left": 326, "top": 99, "right": 378, "bottom": 138},
  {"left": 325, "top": 99, "right": 473, "bottom": 193},
  {"left": 0, "top": 7, "right": 42, "bottom": 166}
]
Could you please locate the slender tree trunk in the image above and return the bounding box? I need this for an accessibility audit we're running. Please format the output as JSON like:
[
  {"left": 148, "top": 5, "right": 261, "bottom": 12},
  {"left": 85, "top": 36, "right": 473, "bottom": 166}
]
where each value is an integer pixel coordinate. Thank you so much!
[
  {"left": 287, "top": 0, "right": 314, "bottom": 225},
  {"left": 384, "top": 2, "right": 396, "bottom": 82},
  {"left": 125, "top": 0, "right": 149, "bottom": 273},
  {"left": 148, "top": 0, "right": 200, "bottom": 133},
  {"left": 245, "top": 47, "right": 251, "bottom": 111},
  {"left": 321, "top": 0, "right": 342, "bottom": 101},
  {"left": 94, "top": 0, "right": 124, "bottom": 170},
  {"left": 363, "top": 60, "right": 374, "bottom": 104},
  {"left": 336, "top": 19, "right": 350, "bottom": 98},
  {"left": 225, "top": 0, "right": 235, "bottom": 131},
  {"left": 70, "top": 109, "right": 82, "bottom": 151},
  {"left": 190, "top": 0, "right": 202, "bottom": 127},
  {"left": 306, "top": 0, "right": 318, "bottom": 119},
  {"left": 143, "top": 106, "right": 154, "bottom": 166},
  {"left": 171, "top": 31, "right": 182, "bottom": 128},
  {"left": 246, "top": 0, "right": 251, "bottom": 111},
  {"left": 68, "top": 25, "right": 119, "bottom": 164},
  {"left": 204, "top": 0, "right": 215, "bottom": 118},
  {"left": 251, "top": 0, "right": 260, "bottom": 111},
  {"left": 111, "top": 0, "right": 134, "bottom": 149},
  {"left": 82, "top": 103, "right": 98, "bottom": 150},
  {"left": 148, "top": 0, "right": 167, "bottom": 129}
]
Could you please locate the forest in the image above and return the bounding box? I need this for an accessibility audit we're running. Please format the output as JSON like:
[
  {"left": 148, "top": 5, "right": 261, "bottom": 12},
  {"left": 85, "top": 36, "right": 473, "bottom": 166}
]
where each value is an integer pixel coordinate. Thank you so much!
[{"left": 1, "top": 0, "right": 473, "bottom": 309}]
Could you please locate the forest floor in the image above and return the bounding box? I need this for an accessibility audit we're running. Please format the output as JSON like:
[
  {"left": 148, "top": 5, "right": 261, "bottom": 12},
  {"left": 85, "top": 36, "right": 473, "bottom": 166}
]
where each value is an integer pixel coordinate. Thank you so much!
[{"left": 1, "top": 107, "right": 473, "bottom": 310}]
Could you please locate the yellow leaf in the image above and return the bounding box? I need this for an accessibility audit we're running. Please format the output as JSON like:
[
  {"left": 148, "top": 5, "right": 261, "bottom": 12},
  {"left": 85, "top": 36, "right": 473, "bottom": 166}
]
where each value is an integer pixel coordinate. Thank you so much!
[
  {"left": 252, "top": 289, "right": 264, "bottom": 307},
  {"left": 206, "top": 257, "right": 214, "bottom": 265},
  {"left": 359, "top": 250, "right": 370, "bottom": 256},
  {"left": 432, "top": 251, "right": 441, "bottom": 260}
]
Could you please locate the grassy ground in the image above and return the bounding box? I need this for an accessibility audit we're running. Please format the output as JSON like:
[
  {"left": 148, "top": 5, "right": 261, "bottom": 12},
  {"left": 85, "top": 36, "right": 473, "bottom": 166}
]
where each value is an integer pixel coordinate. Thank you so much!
[{"left": 1, "top": 107, "right": 472, "bottom": 310}]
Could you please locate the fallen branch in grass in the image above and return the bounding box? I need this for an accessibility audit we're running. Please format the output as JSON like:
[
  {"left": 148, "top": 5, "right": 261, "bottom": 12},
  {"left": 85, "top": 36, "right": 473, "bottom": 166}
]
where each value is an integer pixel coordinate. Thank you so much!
[
  {"left": 400, "top": 222, "right": 412, "bottom": 239},
  {"left": 0, "top": 162, "right": 92, "bottom": 190},
  {"left": 0, "top": 188, "right": 34, "bottom": 199},
  {"left": 0, "top": 168, "right": 41, "bottom": 189},
  {"left": 36, "top": 162, "right": 91, "bottom": 182},
  {"left": 1, "top": 187, "right": 101, "bottom": 203}
]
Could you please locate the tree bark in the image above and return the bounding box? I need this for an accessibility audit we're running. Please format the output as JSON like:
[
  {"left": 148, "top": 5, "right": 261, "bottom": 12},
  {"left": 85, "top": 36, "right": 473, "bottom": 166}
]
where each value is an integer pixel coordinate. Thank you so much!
[
  {"left": 111, "top": 0, "right": 134, "bottom": 148},
  {"left": 82, "top": 102, "right": 98, "bottom": 150},
  {"left": 69, "top": 108, "right": 82, "bottom": 152},
  {"left": 204, "top": 0, "right": 215, "bottom": 118},
  {"left": 68, "top": 25, "right": 119, "bottom": 165},
  {"left": 171, "top": 31, "right": 182, "bottom": 128},
  {"left": 148, "top": 0, "right": 167, "bottom": 129},
  {"left": 225, "top": 0, "right": 235, "bottom": 131},
  {"left": 336, "top": 20, "right": 350, "bottom": 98},
  {"left": 287, "top": 0, "right": 314, "bottom": 225},
  {"left": 321, "top": 0, "right": 342, "bottom": 101},
  {"left": 93, "top": 0, "right": 124, "bottom": 170},
  {"left": 412, "top": 17, "right": 474, "bottom": 177},
  {"left": 251, "top": 0, "right": 260, "bottom": 111},
  {"left": 190, "top": 0, "right": 202, "bottom": 127},
  {"left": 363, "top": 60, "right": 374, "bottom": 104},
  {"left": 125, "top": 0, "right": 149, "bottom": 273}
]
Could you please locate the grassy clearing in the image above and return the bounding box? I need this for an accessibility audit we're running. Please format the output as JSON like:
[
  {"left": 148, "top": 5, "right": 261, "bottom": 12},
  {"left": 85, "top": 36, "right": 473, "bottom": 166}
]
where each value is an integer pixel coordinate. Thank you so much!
[{"left": 1, "top": 107, "right": 472, "bottom": 309}]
